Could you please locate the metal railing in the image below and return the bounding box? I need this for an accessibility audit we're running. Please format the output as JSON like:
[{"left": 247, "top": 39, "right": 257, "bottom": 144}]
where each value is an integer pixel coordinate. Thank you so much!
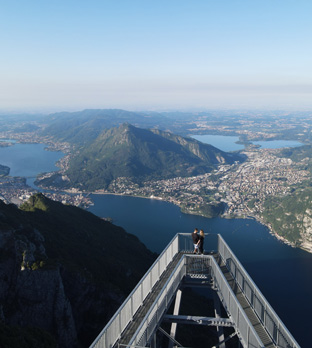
[
  {"left": 131, "top": 255, "right": 186, "bottom": 347},
  {"left": 90, "top": 233, "right": 300, "bottom": 348},
  {"left": 90, "top": 234, "right": 179, "bottom": 348},
  {"left": 218, "top": 235, "right": 301, "bottom": 348},
  {"left": 131, "top": 254, "right": 264, "bottom": 348},
  {"left": 210, "top": 255, "right": 264, "bottom": 348}
]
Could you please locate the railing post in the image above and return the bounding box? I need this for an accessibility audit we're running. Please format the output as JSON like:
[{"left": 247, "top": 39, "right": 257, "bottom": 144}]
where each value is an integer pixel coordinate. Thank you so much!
[
  {"left": 158, "top": 257, "right": 160, "bottom": 277},
  {"left": 276, "top": 322, "right": 280, "bottom": 346},
  {"left": 251, "top": 289, "right": 254, "bottom": 307},
  {"left": 247, "top": 326, "right": 250, "bottom": 347},
  {"left": 236, "top": 305, "right": 239, "bottom": 328},
  {"left": 105, "top": 331, "right": 108, "bottom": 348},
  {"left": 119, "top": 313, "right": 122, "bottom": 341}
]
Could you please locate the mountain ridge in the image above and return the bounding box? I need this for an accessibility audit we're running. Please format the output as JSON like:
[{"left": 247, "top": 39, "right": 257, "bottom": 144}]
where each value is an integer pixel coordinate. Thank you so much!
[
  {"left": 41, "top": 109, "right": 170, "bottom": 144},
  {"left": 61, "top": 123, "right": 243, "bottom": 191}
]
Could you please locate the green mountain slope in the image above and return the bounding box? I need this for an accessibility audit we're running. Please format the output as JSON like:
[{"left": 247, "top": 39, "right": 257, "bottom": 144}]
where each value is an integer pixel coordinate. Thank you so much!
[
  {"left": 0, "top": 193, "right": 156, "bottom": 347},
  {"left": 261, "top": 145, "right": 312, "bottom": 249},
  {"left": 262, "top": 186, "right": 312, "bottom": 247},
  {"left": 64, "top": 123, "right": 243, "bottom": 190},
  {"left": 41, "top": 109, "right": 169, "bottom": 145}
]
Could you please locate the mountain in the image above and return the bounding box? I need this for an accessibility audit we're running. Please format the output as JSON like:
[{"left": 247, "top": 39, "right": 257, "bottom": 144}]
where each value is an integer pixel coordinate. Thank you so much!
[
  {"left": 41, "top": 109, "right": 171, "bottom": 145},
  {"left": 61, "top": 123, "right": 243, "bottom": 191},
  {"left": 0, "top": 193, "right": 156, "bottom": 347},
  {"left": 262, "top": 186, "right": 312, "bottom": 250},
  {"left": 261, "top": 145, "right": 312, "bottom": 251}
]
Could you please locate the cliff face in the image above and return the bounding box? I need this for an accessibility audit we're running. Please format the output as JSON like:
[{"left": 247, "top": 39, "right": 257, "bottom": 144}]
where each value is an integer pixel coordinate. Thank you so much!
[
  {"left": 299, "top": 209, "right": 312, "bottom": 252},
  {"left": 0, "top": 195, "right": 156, "bottom": 347},
  {"left": 0, "top": 228, "right": 76, "bottom": 347},
  {"left": 262, "top": 187, "right": 312, "bottom": 252}
]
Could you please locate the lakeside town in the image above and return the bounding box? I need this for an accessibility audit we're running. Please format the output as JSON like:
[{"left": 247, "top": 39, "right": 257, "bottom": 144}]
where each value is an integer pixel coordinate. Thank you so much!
[
  {"left": 0, "top": 134, "right": 93, "bottom": 208},
  {"left": 1, "top": 134, "right": 310, "bottom": 247},
  {"left": 98, "top": 147, "right": 310, "bottom": 230}
]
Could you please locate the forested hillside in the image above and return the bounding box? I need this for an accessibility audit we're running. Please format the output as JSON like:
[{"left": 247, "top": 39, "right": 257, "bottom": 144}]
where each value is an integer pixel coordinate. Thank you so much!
[{"left": 62, "top": 123, "right": 242, "bottom": 190}]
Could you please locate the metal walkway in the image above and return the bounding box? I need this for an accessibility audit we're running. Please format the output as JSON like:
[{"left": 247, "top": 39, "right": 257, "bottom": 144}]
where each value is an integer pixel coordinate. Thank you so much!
[
  {"left": 90, "top": 233, "right": 301, "bottom": 348},
  {"left": 117, "top": 253, "right": 183, "bottom": 346},
  {"left": 214, "top": 254, "right": 275, "bottom": 348}
]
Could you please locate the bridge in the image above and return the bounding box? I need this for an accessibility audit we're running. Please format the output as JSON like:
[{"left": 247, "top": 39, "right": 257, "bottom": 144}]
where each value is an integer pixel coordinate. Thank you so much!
[{"left": 90, "top": 233, "right": 301, "bottom": 348}]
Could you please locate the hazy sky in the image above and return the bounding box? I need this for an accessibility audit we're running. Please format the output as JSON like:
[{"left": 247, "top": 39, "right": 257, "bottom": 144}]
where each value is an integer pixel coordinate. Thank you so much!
[{"left": 1, "top": 0, "right": 312, "bottom": 112}]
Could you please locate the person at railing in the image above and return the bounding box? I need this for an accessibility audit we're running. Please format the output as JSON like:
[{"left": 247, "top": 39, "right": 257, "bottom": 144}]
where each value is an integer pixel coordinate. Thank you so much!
[
  {"left": 192, "top": 227, "right": 199, "bottom": 254},
  {"left": 198, "top": 229, "right": 205, "bottom": 254}
]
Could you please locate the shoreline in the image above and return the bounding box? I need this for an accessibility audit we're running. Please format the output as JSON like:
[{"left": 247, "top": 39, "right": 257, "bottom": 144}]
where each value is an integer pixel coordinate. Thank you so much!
[
  {"left": 82, "top": 189, "right": 312, "bottom": 254},
  {"left": 34, "top": 181, "right": 312, "bottom": 255},
  {"left": 31, "top": 139, "right": 312, "bottom": 255},
  {"left": 3, "top": 136, "right": 311, "bottom": 255}
]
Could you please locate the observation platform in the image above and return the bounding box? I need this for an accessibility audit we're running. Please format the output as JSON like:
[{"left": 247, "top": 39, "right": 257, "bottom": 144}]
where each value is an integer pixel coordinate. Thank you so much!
[{"left": 90, "top": 233, "right": 300, "bottom": 348}]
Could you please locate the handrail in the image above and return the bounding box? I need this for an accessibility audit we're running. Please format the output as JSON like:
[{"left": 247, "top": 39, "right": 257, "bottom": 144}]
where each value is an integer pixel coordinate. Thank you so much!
[
  {"left": 209, "top": 255, "right": 264, "bottom": 348},
  {"left": 218, "top": 235, "right": 300, "bottom": 348},
  {"left": 90, "top": 234, "right": 179, "bottom": 348},
  {"left": 129, "top": 255, "right": 186, "bottom": 347},
  {"left": 90, "top": 233, "right": 300, "bottom": 348},
  {"left": 127, "top": 255, "right": 264, "bottom": 348}
]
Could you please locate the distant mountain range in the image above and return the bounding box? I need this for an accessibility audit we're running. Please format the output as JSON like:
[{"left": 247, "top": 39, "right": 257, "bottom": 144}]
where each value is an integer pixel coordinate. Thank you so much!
[
  {"left": 40, "top": 108, "right": 221, "bottom": 142},
  {"left": 0, "top": 193, "right": 156, "bottom": 347},
  {"left": 55, "top": 123, "right": 243, "bottom": 191},
  {"left": 41, "top": 109, "right": 174, "bottom": 144}
]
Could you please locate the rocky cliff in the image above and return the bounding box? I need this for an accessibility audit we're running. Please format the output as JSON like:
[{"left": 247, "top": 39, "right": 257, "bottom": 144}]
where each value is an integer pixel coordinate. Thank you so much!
[{"left": 0, "top": 194, "right": 156, "bottom": 347}]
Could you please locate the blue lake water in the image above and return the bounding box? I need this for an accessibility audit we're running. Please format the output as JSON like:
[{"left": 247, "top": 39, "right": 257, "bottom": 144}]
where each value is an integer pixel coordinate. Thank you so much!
[
  {"left": 191, "top": 134, "right": 304, "bottom": 151},
  {"left": 0, "top": 141, "right": 311, "bottom": 347},
  {"left": 253, "top": 140, "right": 304, "bottom": 149},
  {"left": 191, "top": 134, "right": 244, "bottom": 152},
  {"left": 0, "top": 142, "right": 64, "bottom": 187}
]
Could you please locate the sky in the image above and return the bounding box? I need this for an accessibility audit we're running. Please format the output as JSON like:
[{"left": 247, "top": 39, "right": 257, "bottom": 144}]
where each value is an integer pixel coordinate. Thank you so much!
[{"left": 1, "top": 0, "right": 312, "bottom": 112}]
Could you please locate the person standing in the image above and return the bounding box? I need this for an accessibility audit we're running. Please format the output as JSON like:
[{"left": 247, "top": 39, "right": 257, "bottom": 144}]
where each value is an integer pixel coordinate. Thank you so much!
[
  {"left": 192, "top": 228, "right": 199, "bottom": 254},
  {"left": 198, "top": 229, "right": 205, "bottom": 254}
]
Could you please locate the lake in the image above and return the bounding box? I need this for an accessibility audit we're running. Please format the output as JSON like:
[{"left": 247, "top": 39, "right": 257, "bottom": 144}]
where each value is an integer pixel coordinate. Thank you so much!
[
  {"left": 191, "top": 134, "right": 304, "bottom": 151},
  {"left": 253, "top": 140, "right": 304, "bottom": 149},
  {"left": 0, "top": 142, "right": 64, "bottom": 188},
  {"left": 0, "top": 140, "right": 310, "bottom": 347},
  {"left": 191, "top": 134, "right": 244, "bottom": 151}
]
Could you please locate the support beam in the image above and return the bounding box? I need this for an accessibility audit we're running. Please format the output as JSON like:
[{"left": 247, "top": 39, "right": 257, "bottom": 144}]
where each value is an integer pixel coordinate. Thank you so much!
[
  {"left": 163, "top": 315, "right": 234, "bottom": 327},
  {"left": 150, "top": 331, "right": 157, "bottom": 348},
  {"left": 159, "top": 327, "right": 186, "bottom": 348},
  {"left": 168, "top": 289, "right": 182, "bottom": 348},
  {"left": 212, "top": 331, "right": 238, "bottom": 348},
  {"left": 182, "top": 277, "right": 212, "bottom": 288},
  {"left": 214, "top": 291, "right": 226, "bottom": 348}
]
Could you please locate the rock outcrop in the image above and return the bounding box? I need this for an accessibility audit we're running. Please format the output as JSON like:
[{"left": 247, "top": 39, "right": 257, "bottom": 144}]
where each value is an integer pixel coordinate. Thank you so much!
[{"left": 0, "top": 195, "right": 156, "bottom": 347}]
